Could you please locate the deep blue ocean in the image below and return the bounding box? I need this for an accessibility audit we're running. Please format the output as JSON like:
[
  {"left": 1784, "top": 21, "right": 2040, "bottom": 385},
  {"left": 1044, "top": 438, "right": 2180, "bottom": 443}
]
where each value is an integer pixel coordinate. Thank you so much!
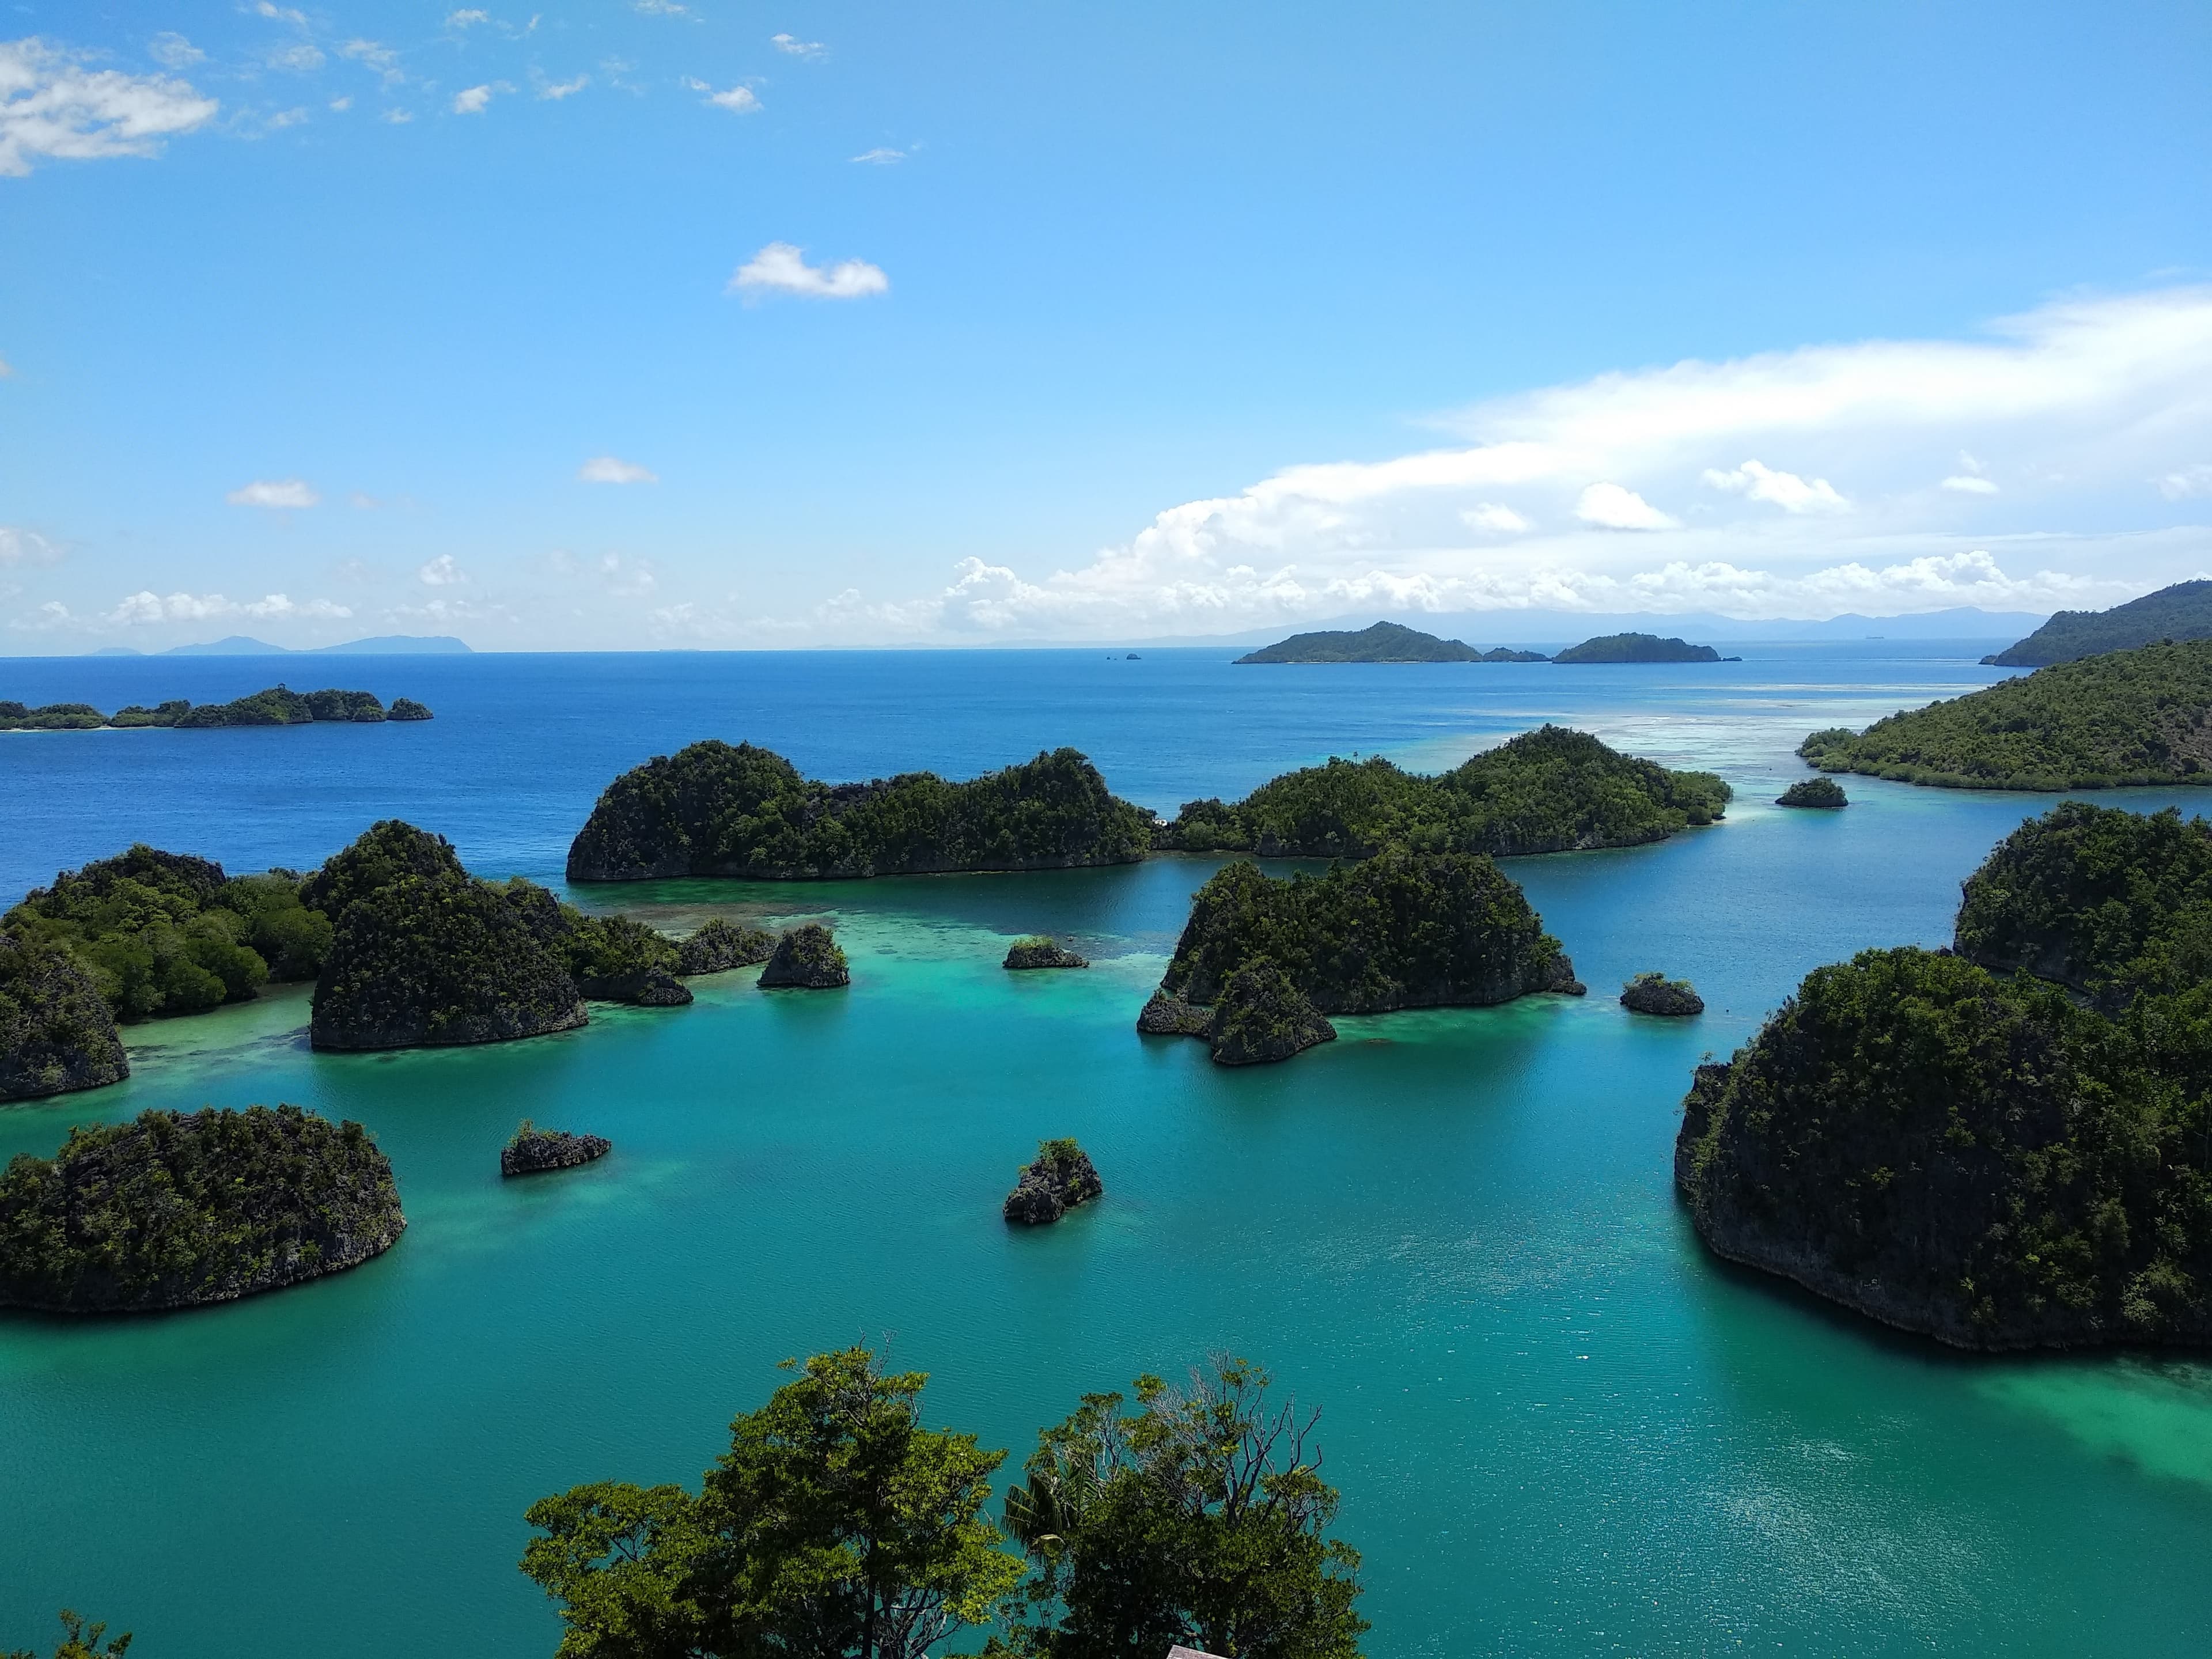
[{"left": 5, "top": 642, "right": 2212, "bottom": 1657}]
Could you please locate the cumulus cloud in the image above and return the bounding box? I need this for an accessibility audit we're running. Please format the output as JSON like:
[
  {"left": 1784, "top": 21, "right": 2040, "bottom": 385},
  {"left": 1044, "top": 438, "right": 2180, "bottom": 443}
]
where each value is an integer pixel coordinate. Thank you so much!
[
  {"left": 105, "top": 590, "right": 350, "bottom": 626},
  {"left": 0, "top": 37, "right": 219, "bottom": 177},
  {"left": 1701, "top": 458, "right": 1847, "bottom": 513},
  {"left": 256, "top": 2, "right": 308, "bottom": 22},
  {"left": 1942, "top": 474, "right": 1999, "bottom": 494},
  {"left": 771, "top": 33, "right": 825, "bottom": 58},
  {"left": 226, "top": 478, "right": 319, "bottom": 509},
  {"left": 339, "top": 39, "right": 402, "bottom": 84},
  {"left": 149, "top": 33, "right": 204, "bottom": 69},
  {"left": 418, "top": 554, "right": 465, "bottom": 586},
  {"left": 540, "top": 74, "right": 588, "bottom": 100},
  {"left": 729, "top": 241, "right": 888, "bottom": 300},
  {"left": 635, "top": 0, "right": 691, "bottom": 15},
  {"left": 807, "top": 285, "right": 2212, "bottom": 639},
  {"left": 850, "top": 146, "right": 904, "bottom": 164},
  {"left": 452, "top": 84, "right": 498, "bottom": 115},
  {"left": 578, "top": 455, "right": 658, "bottom": 484},
  {"left": 0, "top": 526, "right": 62, "bottom": 566},
  {"left": 682, "top": 77, "right": 760, "bottom": 113},
  {"left": 269, "top": 43, "right": 325, "bottom": 72},
  {"left": 267, "top": 107, "right": 308, "bottom": 129},
  {"left": 1462, "top": 503, "right": 1531, "bottom": 533},
  {"left": 1575, "top": 482, "right": 1679, "bottom": 531},
  {"left": 446, "top": 8, "right": 491, "bottom": 25}
]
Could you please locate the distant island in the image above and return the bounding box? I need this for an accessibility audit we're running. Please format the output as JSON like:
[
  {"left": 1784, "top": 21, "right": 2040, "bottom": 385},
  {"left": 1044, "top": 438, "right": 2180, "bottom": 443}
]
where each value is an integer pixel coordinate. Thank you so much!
[
  {"left": 1234, "top": 621, "right": 1545, "bottom": 664},
  {"left": 1677, "top": 802, "right": 2212, "bottom": 1350},
  {"left": 1551, "top": 632, "right": 1725, "bottom": 664},
  {"left": 1798, "top": 638, "right": 2212, "bottom": 789},
  {"left": 0, "top": 685, "right": 433, "bottom": 730},
  {"left": 567, "top": 741, "right": 1153, "bottom": 881},
  {"left": 1156, "top": 725, "right": 1730, "bottom": 858},
  {"left": 90, "top": 633, "right": 472, "bottom": 657},
  {"left": 1982, "top": 580, "right": 2212, "bottom": 667},
  {"left": 0, "top": 1104, "right": 405, "bottom": 1313}
]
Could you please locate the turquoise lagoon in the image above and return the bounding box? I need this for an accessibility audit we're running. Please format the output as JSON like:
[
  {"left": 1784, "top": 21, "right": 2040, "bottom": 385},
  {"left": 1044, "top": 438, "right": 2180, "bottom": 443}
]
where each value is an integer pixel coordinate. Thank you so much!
[{"left": 3, "top": 645, "right": 2211, "bottom": 1654}]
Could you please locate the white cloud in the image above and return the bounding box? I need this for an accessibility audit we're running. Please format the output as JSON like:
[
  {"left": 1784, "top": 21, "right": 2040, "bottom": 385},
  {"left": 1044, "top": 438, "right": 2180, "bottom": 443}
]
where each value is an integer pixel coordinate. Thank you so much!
[
  {"left": 267, "top": 107, "right": 308, "bottom": 129},
  {"left": 149, "top": 33, "right": 203, "bottom": 69},
  {"left": 1575, "top": 481, "right": 1679, "bottom": 531},
  {"left": 539, "top": 74, "right": 588, "bottom": 100},
  {"left": 599, "top": 554, "right": 655, "bottom": 596},
  {"left": 1942, "top": 474, "right": 2000, "bottom": 494},
  {"left": 810, "top": 285, "right": 2212, "bottom": 640},
  {"left": 226, "top": 478, "right": 319, "bottom": 509},
  {"left": 339, "top": 39, "right": 402, "bottom": 84},
  {"left": 1462, "top": 503, "right": 1531, "bottom": 533},
  {"left": 329, "top": 96, "right": 353, "bottom": 112},
  {"left": 2160, "top": 465, "right": 2212, "bottom": 501},
  {"left": 635, "top": 0, "right": 691, "bottom": 14},
  {"left": 269, "top": 43, "right": 325, "bottom": 72},
  {"left": 453, "top": 84, "right": 496, "bottom": 115},
  {"left": 446, "top": 8, "right": 492, "bottom": 25},
  {"left": 729, "top": 241, "right": 888, "bottom": 300},
  {"left": 771, "top": 33, "right": 825, "bottom": 58},
  {"left": 256, "top": 2, "right": 308, "bottom": 24},
  {"left": 1701, "top": 458, "right": 1847, "bottom": 513},
  {"left": 682, "top": 77, "right": 760, "bottom": 113},
  {"left": 382, "top": 109, "right": 414, "bottom": 124},
  {"left": 0, "top": 38, "right": 219, "bottom": 177},
  {"left": 850, "top": 146, "right": 904, "bottom": 165},
  {"left": 578, "top": 455, "right": 658, "bottom": 484},
  {"left": 0, "top": 526, "right": 62, "bottom": 566},
  {"left": 105, "top": 590, "right": 350, "bottom": 626},
  {"left": 418, "top": 554, "right": 465, "bottom": 586}
]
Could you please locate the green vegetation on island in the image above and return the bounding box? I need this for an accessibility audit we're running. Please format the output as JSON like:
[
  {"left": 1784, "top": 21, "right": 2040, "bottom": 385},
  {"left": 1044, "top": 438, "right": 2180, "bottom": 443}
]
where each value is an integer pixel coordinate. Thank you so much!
[
  {"left": 3, "top": 1609, "right": 132, "bottom": 1659},
  {"left": 502, "top": 1121, "right": 611, "bottom": 1177},
  {"left": 1797, "top": 639, "right": 2212, "bottom": 789},
  {"left": 1005, "top": 935, "right": 1089, "bottom": 969},
  {"left": 675, "top": 916, "right": 777, "bottom": 975},
  {"left": 757, "top": 922, "right": 850, "bottom": 988},
  {"left": 1775, "top": 777, "right": 1849, "bottom": 808},
  {"left": 0, "top": 933, "right": 127, "bottom": 1102},
  {"left": 1678, "top": 801, "right": 2212, "bottom": 1349},
  {"left": 0, "top": 685, "right": 432, "bottom": 730},
  {"left": 1620, "top": 972, "right": 1703, "bottom": 1016},
  {"left": 1158, "top": 849, "right": 1582, "bottom": 1025},
  {"left": 1157, "top": 725, "right": 1729, "bottom": 858},
  {"left": 1209, "top": 959, "right": 1338, "bottom": 1065},
  {"left": 1983, "top": 579, "right": 2212, "bottom": 667},
  {"left": 1234, "top": 620, "right": 1541, "bottom": 664},
  {"left": 1551, "top": 632, "right": 1723, "bottom": 664},
  {"left": 6, "top": 845, "right": 332, "bottom": 1020},
  {"left": 308, "top": 822, "right": 589, "bottom": 1051},
  {"left": 1003, "top": 1137, "right": 1104, "bottom": 1223},
  {"left": 567, "top": 741, "right": 1153, "bottom": 882},
  {"left": 520, "top": 1346, "right": 1366, "bottom": 1659},
  {"left": 0, "top": 1104, "right": 404, "bottom": 1313}
]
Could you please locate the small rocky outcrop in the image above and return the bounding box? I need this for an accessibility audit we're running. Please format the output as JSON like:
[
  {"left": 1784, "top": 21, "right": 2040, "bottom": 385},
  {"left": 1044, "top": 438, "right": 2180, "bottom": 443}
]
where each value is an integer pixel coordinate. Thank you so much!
[
  {"left": 1777, "top": 777, "right": 1849, "bottom": 809},
  {"left": 758, "top": 923, "right": 850, "bottom": 988},
  {"left": 1136, "top": 991, "right": 1214, "bottom": 1037},
  {"left": 676, "top": 917, "right": 777, "bottom": 975},
  {"left": 1209, "top": 960, "right": 1337, "bottom": 1066},
  {"left": 579, "top": 967, "right": 694, "bottom": 1006},
  {"left": 0, "top": 931, "right": 128, "bottom": 1101},
  {"left": 388, "top": 698, "right": 434, "bottom": 721},
  {"left": 1620, "top": 972, "right": 1705, "bottom": 1016},
  {"left": 1004, "top": 936, "right": 1088, "bottom": 970},
  {"left": 0, "top": 1105, "right": 403, "bottom": 1312},
  {"left": 502, "top": 1121, "right": 612, "bottom": 1177},
  {"left": 1003, "top": 1137, "right": 1104, "bottom": 1225}
]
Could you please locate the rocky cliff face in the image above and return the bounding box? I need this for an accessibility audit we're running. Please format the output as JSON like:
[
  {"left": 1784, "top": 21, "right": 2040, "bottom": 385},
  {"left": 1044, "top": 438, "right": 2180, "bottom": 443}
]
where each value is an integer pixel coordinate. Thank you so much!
[
  {"left": 1620, "top": 974, "right": 1703, "bottom": 1016},
  {"left": 1209, "top": 960, "right": 1337, "bottom": 1066},
  {"left": 1136, "top": 992, "right": 1213, "bottom": 1037},
  {"left": 1003, "top": 1138, "right": 1104, "bottom": 1225},
  {"left": 758, "top": 923, "right": 850, "bottom": 988},
  {"left": 676, "top": 918, "right": 776, "bottom": 975},
  {"left": 0, "top": 1105, "right": 404, "bottom": 1313},
  {"left": 502, "top": 1126, "right": 612, "bottom": 1177},
  {"left": 1674, "top": 946, "right": 2212, "bottom": 1351},
  {"left": 0, "top": 932, "right": 128, "bottom": 1101},
  {"left": 1004, "top": 938, "right": 1088, "bottom": 969}
]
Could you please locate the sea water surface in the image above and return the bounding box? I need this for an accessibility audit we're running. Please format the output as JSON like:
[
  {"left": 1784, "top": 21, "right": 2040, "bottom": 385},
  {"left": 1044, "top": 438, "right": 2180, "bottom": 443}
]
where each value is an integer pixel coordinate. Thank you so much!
[{"left": 3, "top": 644, "right": 2211, "bottom": 1656}]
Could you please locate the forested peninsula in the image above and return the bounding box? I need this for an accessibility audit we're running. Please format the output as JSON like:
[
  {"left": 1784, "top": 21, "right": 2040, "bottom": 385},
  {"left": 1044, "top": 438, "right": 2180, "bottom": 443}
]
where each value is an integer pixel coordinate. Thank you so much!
[
  {"left": 566, "top": 741, "right": 1153, "bottom": 881},
  {"left": 1677, "top": 801, "right": 2212, "bottom": 1350},
  {"left": 1, "top": 685, "right": 431, "bottom": 729},
  {"left": 1234, "top": 620, "right": 1543, "bottom": 664},
  {"left": 1983, "top": 579, "right": 2212, "bottom": 667},
  {"left": 0, "top": 1104, "right": 404, "bottom": 1313},
  {"left": 1798, "top": 639, "right": 2212, "bottom": 789},
  {"left": 1156, "top": 725, "right": 1729, "bottom": 858}
]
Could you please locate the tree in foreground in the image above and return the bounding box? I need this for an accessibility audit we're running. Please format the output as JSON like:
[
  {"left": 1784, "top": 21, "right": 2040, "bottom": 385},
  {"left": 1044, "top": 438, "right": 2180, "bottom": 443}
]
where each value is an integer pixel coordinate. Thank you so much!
[
  {"left": 521, "top": 1347, "right": 1022, "bottom": 1658},
  {"left": 3, "top": 1610, "right": 131, "bottom": 1658},
  {"left": 997, "top": 1357, "right": 1367, "bottom": 1659}
]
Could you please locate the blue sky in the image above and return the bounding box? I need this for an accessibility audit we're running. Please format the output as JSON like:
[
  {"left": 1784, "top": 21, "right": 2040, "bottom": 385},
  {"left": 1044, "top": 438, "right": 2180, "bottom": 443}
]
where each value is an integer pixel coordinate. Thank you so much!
[{"left": 3, "top": 1, "right": 2209, "bottom": 650}]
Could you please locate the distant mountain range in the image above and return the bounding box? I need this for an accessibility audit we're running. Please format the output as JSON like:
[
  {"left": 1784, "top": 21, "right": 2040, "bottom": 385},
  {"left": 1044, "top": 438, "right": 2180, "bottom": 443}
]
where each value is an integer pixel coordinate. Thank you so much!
[
  {"left": 87, "top": 634, "right": 473, "bottom": 658},
  {"left": 1983, "top": 581, "right": 2212, "bottom": 666},
  {"left": 1092, "top": 606, "right": 2050, "bottom": 651}
]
